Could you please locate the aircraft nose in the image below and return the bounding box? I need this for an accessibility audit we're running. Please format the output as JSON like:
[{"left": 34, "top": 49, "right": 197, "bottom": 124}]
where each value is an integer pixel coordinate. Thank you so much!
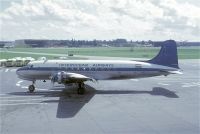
[
  {"left": 16, "top": 67, "right": 24, "bottom": 76},
  {"left": 16, "top": 67, "right": 33, "bottom": 80},
  {"left": 16, "top": 68, "right": 21, "bottom": 76}
]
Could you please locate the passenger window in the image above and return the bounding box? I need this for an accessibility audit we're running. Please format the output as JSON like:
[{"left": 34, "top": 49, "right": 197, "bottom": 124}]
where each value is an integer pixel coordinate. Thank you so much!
[
  {"left": 27, "top": 64, "right": 33, "bottom": 68},
  {"left": 67, "top": 67, "right": 72, "bottom": 71},
  {"left": 135, "top": 64, "right": 142, "bottom": 68}
]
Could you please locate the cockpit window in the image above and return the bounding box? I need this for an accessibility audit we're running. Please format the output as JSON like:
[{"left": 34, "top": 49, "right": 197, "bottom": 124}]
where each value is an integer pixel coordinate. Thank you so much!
[{"left": 26, "top": 64, "right": 33, "bottom": 68}]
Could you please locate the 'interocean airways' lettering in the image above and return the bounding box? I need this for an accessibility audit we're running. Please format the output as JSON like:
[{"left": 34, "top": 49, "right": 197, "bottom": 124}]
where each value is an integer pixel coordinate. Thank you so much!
[{"left": 59, "top": 64, "right": 114, "bottom": 67}]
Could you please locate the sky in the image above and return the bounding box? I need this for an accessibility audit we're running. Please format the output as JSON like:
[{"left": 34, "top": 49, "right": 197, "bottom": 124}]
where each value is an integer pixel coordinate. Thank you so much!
[{"left": 0, "top": 0, "right": 200, "bottom": 41}]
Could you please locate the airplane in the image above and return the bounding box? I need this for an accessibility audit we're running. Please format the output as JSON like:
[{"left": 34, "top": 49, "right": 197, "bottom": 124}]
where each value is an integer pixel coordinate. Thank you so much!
[{"left": 16, "top": 40, "right": 182, "bottom": 94}]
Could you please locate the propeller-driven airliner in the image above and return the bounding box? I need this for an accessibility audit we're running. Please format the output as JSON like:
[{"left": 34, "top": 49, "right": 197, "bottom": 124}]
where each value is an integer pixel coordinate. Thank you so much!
[{"left": 16, "top": 40, "right": 182, "bottom": 94}]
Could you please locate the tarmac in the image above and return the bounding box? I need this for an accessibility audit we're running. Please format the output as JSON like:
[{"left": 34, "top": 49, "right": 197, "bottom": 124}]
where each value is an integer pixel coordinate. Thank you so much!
[{"left": 0, "top": 59, "right": 199, "bottom": 134}]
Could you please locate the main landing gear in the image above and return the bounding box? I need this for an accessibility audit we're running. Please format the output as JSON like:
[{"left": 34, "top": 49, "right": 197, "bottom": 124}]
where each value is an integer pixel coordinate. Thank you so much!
[
  {"left": 28, "top": 81, "right": 35, "bottom": 93},
  {"left": 77, "top": 83, "right": 85, "bottom": 95},
  {"left": 28, "top": 81, "right": 85, "bottom": 94}
]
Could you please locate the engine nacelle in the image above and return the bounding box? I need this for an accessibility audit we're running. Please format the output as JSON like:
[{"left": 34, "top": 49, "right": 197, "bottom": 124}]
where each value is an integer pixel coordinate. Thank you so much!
[{"left": 51, "top": 71, "right": 70, "bottom": 84}]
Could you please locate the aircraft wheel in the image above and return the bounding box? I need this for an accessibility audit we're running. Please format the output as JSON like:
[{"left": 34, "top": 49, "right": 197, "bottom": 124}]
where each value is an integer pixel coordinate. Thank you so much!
[{"left": 28, "top": 85, "right": 35, "bottom": 93}]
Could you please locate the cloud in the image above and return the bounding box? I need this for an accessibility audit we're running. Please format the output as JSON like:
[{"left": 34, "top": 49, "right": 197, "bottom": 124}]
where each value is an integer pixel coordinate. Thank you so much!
[
  {"left": 153, "top": 0, "right": 200, "bottom": 37},
  {"left": 0, "top": 0, "right": 200, "bottom": 41}
]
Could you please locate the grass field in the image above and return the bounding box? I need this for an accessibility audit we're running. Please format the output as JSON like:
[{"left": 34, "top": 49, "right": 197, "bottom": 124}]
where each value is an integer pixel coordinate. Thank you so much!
[{"left": 0, "top": 47, "right": 199, "bottom": 59}]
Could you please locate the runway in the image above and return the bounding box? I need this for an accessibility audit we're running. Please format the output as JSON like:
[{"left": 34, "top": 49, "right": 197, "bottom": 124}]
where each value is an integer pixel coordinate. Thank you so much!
[{"left": 0, "top": 59, "right": 199, "bottom": 134}]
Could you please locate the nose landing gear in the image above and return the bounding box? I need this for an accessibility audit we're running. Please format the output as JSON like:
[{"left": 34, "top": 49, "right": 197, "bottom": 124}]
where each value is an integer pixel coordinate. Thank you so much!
[{"left": 28, "top": 81, "right": 35, "bottom": 93}]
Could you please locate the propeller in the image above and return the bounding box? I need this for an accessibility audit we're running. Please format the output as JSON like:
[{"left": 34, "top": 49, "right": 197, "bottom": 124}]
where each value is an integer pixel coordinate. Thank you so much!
[
  {"left": 50, "top": 71, "right": 65, "bottom": 86},
  {"left": 50, "top": 74, "right": 58, "bottom": 87}
]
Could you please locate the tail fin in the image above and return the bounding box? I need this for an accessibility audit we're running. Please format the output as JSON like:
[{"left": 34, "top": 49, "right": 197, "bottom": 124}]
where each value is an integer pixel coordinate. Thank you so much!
[{"left": 147, "top": 40, "right": 179, "bottom": 69}]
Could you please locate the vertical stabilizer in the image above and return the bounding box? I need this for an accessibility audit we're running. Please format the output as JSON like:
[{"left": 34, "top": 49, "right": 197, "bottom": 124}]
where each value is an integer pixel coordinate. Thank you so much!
[{"left": 147, "top": 40, "right": 179, "bottom": 69}]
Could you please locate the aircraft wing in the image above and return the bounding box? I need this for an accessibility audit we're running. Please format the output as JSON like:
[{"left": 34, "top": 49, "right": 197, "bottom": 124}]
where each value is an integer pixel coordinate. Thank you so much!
[
  {"left": 68, "top": 73, "right": 95, "bottom": 82},
  {"left": 51, "top": 71, "right": 96, "bottom": 84},
  {"left": 160, "top": 70, "right": 183, "bottom": 75}
]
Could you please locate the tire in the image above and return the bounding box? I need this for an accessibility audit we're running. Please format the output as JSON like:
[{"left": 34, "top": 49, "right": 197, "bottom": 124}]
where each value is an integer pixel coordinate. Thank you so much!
[{"left": 28, "top": 85, "right": 35, "bottom": 93}]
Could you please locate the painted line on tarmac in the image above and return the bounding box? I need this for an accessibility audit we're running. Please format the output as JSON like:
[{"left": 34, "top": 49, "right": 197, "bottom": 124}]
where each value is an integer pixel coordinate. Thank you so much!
[
  {"left": 21, "top": 86, "right": 49, "bottom": 91},
  {"left": 0, "top": 98, "right": 54, "bottom": 102},
  {"left": 130, "top": 79, "right": 139, "bottom": 81},
  {"left": 16, "top": 80, "right": 23, "bottom": 87},
  {"left": 0, "top": 102, "right": 47, "bottom": 106},
  {"left": 21, "top": 86, "right": 50, "bottom": 91},
  {"left": 151, "top": 79, "right": 183, "bottom": 83},
  {"left": 0, "top": 94, "right": 8, "bottom": 96},
  {"left": 10, "top": 69, "right": 17, "bottom": 72},
  {"left": 0, "top": 96, "right": 43, "bottom": 99},
  {"left": 5, "top": 69, "right": 9, "bottom": 72},
  {"left": 36, "top": 88, "right": 49, "bottom": 91},
  {"left": 182, "top": 82, "right": 200, "bottom": 88},
  {"left": 158, "top": 83, "right": 170, "bottom": 86}
]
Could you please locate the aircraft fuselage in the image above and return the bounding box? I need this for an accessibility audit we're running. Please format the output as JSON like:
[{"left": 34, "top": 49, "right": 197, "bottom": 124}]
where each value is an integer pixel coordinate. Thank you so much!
[{"left": 16, "top": 60, "right": 177, "bottom": 81}]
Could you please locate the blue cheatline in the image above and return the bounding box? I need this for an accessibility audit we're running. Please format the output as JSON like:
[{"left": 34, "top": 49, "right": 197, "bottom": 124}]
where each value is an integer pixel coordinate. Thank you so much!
[{"left": 17, "top": 66, "right": 174, "bottom": 72}]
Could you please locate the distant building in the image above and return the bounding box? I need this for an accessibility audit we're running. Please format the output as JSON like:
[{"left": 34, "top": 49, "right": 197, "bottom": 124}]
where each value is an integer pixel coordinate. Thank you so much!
[
  {"left": 152, "top": 41, "right": 164, "bottom": 47},
  {"left": 0, "top": 41, "right": 14, "bottom": 48},
  {"left": 0, "top": 43, "right": 4, "bottom": 48},
  {"left": 15, "top": 39, "right": 47, "bottom": 47},
  {"left": 112, "top": 39, "right": 127, "bottom": 47},
  {"left": 14, "top": 40, "right": 26, "bottom": 47},
  {"left": 113, "top": 39, "right": 127, "bottom": 43}
]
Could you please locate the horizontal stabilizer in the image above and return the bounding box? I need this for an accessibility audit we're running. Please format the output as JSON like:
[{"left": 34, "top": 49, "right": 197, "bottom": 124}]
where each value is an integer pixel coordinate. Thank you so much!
[{"left": 168, "top": 70, "right": 183, "bottom": 74}]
